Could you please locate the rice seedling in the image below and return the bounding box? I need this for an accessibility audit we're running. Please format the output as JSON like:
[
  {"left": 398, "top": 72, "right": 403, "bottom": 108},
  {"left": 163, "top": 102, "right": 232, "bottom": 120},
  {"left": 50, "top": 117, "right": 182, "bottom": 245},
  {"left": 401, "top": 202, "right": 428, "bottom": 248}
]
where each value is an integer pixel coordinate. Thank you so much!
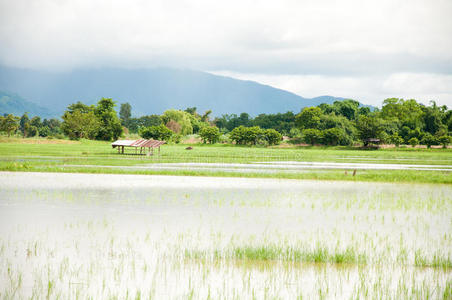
[{"left": 0, "top": 173, "right": 450, "bottom": 298}]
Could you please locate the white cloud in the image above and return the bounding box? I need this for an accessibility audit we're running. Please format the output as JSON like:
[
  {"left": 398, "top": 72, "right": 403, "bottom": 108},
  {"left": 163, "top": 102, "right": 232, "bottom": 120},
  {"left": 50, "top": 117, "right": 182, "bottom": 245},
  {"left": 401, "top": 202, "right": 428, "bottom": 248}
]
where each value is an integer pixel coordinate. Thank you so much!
[
  {"left": 0, "top": 0, "right": 451, "bottom": 105},
  {"left": 210, "top": 71, "right": 452, "bottom": 107},
  {"left": 1, "top": 0, "right": 451, "bottom": 70}
]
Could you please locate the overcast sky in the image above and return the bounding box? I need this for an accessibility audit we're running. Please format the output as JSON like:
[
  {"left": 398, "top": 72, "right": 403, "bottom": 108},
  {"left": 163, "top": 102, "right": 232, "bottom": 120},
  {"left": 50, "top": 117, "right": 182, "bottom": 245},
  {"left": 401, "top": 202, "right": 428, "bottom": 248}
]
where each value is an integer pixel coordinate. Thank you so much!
[{"left": 1, "top": 0, "right": 451, "bottom": 106}]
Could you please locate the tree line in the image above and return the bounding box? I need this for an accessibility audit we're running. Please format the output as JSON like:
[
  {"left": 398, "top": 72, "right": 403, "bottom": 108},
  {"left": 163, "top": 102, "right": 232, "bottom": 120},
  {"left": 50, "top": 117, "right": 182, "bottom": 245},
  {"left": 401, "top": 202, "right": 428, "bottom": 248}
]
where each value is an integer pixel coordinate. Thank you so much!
[{"left": 1, "top": 97, "right": 451, "bottom": 148}]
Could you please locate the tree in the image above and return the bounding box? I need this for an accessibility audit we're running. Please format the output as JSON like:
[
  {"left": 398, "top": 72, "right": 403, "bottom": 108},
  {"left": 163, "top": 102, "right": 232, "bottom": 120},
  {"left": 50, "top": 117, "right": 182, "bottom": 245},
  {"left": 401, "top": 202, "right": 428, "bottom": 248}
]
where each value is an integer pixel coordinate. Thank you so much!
[
  {"left": 229, "top": 126, "right": 264, "bottom": 145},
  {"left": 184, "top": 107, "right": 198, "bottom": 116},
  {"left": 295, "top": 107, "right": 322, "bottom": 129},
  {"left": 24, "top": 123, "right": 38, "bottom": 137},
  {"left": 333, "top": 99, "right": 359, "bottom": 120},
  {"left": 390, "top": 133, "right": 404, "bottom": 147},
  {"left": 437, "top": 135, "right": 450, "bottom": 148},
  {"left": 119, "top": 103, "right": 132, "bottom": 127},
  {"left": 229, "top": 126, "right": 247, "bottom": 145},
  {"left": 42, "top": 118, "right": 62, "bottom": 135},
  {"left": 139, "top": 124, "right": 173, "bottom": 141},
  {"left": 19, "top": 113, "right": 30, "bottom": 137},
  {"left": 199, "top": 126, "right": 221, "bottom": 144},
  {"left": 94, "top": 98, "right": 123, "bottom": 141},
  {"left": 356, "top": 115, "right": 384, "bottom": 145},
  {"left": 408, "top": 137, "right": 419, "bottom": 148},
  {"left": 62, "top": 110, "right": 100, "bottom": 140},
  {"left": 201, "top": 110, "right": 212, "bottom": 122},
  {"left": 381, "top": 98, "right": 424, "bottom": 130},
  {"left": 243, "top": 126, "right": 264, "bottom": 145},
  {"left": 302, "top": 128, "right": 323, "bottom": 145},
  {"left": 421, "top": 133, "right": 438, "bottom": 148},
  {"left": 322, "top": 128, "right": 345, "bottom": 146},
  {"left": 0, "top": 114, "right": 19, "bottom": 137},
  {"left": 263, "top": 129, "right": 283, "bottom": 145},
  {"left": 38, "top": 126, "right": 51, "bottom": 137},
  {"left": 67, "top": 101, "right": 94, "bottom": 113},
  {"left": 423, "top": 101, "right": 443, "bottom": 135},
  {"left": 30, "top": 116, "right": 42, "bottom": 129},
  {"left": 238, "top": 113, "right": 251, "bottom": 127},
  {"left": 358, "top": 106, "right": 371, "bottom": 116},
  {"left": 162, "top": 109, "right": 193, "bottom": 135},
  {"left": 128, "top": 115, "right": 162, "bottom": 133},
  {"left": 320, "top": 114, "right": 356, "bottom": 145}
]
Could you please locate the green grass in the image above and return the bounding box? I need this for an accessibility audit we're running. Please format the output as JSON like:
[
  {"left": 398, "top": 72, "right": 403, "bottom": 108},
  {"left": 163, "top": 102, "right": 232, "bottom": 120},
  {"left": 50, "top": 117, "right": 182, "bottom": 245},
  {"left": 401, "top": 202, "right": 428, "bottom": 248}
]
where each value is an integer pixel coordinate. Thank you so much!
[
  {"left": 0, "top": 137, "right": 451, "bottom": 183},
  {"left": 187, "top": 246, "right": 451, "bottom": 269},
  {"left": 415, "top": 250, "right": 452, "bottom": 269},
  {"left": 186, "top": 245, "right": 367, "bottom": 265}
]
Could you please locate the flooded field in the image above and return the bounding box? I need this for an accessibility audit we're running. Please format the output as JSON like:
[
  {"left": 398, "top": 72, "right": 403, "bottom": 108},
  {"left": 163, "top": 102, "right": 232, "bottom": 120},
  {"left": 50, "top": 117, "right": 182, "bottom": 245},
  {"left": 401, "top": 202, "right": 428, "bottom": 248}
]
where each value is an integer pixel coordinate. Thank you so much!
[
  {"left": 0, "top": 172, "right": 451, "bottom": 299},
  {"left": 64, "top": 160, "right": 452, "bottom": 174}
]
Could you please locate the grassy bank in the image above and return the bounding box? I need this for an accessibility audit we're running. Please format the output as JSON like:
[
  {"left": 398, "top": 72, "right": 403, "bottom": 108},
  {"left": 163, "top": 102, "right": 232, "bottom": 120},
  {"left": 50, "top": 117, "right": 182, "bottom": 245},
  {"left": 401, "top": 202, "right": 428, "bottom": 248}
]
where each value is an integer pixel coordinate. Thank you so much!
[{"left": 0, "top": 137, "right": 451, "bottom": 183}]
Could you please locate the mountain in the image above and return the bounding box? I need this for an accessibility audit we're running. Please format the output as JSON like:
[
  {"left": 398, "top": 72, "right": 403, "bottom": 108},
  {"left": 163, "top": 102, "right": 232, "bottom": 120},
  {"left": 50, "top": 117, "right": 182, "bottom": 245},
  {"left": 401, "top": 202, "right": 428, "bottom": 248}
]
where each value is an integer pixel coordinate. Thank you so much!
[
  {"left": 0, "top": 90, "right": 56, "bottom": 118},
  {"left": 0, "top": 66, "right": 355, "bottom": 117}
]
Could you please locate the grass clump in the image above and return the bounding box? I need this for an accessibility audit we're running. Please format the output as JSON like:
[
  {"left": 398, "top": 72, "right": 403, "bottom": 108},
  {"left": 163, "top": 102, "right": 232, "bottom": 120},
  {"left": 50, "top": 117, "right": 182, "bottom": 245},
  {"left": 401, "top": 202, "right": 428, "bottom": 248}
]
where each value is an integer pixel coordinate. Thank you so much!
[
  {"left": 415, "top": 250, "right": 452, "bottom": 269},
  {"left": 186, "top": 245, "right": 367, "bottom": 265}
]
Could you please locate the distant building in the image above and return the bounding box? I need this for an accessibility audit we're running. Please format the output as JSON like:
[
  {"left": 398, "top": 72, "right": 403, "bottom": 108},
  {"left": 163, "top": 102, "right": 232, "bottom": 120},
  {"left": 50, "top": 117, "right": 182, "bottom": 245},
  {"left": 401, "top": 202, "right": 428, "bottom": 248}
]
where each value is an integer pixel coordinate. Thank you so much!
[{"left": 111, "top": 139, "right": 165, "bottom": 156}]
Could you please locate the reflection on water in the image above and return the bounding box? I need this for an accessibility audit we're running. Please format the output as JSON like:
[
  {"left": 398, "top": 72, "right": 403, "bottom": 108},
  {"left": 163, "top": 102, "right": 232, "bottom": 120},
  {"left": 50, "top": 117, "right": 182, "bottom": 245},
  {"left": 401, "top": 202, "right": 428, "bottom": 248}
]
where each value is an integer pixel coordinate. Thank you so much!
[{"left": 0, "top": 172, "right": 451, "bottom": 299}]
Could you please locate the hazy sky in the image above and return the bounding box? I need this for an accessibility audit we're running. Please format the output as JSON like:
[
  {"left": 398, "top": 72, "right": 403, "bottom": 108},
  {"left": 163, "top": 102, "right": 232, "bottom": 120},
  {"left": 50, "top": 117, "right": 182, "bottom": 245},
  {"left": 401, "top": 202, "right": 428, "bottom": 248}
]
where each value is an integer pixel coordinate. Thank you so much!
[{"left": 1, "top": 0, "right": 451, "bottom": 106}]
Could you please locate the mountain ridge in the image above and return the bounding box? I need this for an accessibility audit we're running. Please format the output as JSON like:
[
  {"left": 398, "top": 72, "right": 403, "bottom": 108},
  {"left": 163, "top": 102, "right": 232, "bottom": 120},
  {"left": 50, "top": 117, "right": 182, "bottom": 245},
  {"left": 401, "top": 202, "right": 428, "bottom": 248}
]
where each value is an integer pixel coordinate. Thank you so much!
[{"left": 0, "top": 66, "right": 363, "bottom": 117}]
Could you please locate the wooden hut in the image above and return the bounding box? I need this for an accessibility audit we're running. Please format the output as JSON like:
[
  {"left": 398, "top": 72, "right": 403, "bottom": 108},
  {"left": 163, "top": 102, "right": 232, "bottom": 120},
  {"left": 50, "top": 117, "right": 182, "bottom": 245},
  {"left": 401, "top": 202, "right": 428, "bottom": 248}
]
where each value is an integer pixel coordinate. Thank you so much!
[
  {"left": 111, "top": 139, "right": 165, "bottom": 156},
  {"left": 363, "top": 138, "right": 381, "bottom": 149}
]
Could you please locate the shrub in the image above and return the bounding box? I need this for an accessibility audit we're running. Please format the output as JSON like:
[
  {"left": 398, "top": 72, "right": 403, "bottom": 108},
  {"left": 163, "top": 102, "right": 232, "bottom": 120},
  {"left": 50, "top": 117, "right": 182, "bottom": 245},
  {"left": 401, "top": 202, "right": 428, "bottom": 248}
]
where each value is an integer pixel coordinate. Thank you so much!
[
  {"left": 302, "top": 128, "right": 323, "bottom": 145},
  {"left": 230, "top": 126, "right": 263, "bottom": 145},
  {"left": 199, "top": 126, "right": 221, "bottom": 144},
  {"left": 408, "top": 137, "right": 419, "bottom": 147},
  {"left": 322, "top": 128, "right": 343, "bottom": 146},
  {"left": 139, "top": 124, "right": 173, "bottom": 141},
  {"left": 390, "top": 133, "right": 404, "bottom": 147},
  {"left": 263, "top": 129, "right": 283, "bottom": 145},
  {"left": 421, "top": 133, "right": 438, "bottom": 148},
  {"left": 438, "top": 135, "right": 451, "bottom": 148}
]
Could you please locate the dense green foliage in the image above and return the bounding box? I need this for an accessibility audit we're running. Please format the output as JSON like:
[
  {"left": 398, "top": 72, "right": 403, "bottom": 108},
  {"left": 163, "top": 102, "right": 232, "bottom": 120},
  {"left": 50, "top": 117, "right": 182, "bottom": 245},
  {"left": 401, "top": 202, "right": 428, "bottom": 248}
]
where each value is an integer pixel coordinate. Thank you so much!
[
  {"left": 127, "top": 115, "right": 162, "bottom": 133},
  {"left": 94, "top": 98, "right": 123, "bottom": 141},
  {"left": 119, "top": 103, "right": 132, "bottom": 127},
  {"left": 230, "top": 126, "right": 282, "bottom": 146},
  {"left": 139, "top": 124, "right": 173, "bottom": 141},
  {"left": 1, "top": 98, "right": 451, "bottom": 148},
  {"left": 61, "top": 99, "right": 122, "bottom": 141},
  {"left": 199, "top": 126, "right": 221, "bottom": 144},
  {"left": 0, "top": 114, "right": 19, "bottom": 137}
]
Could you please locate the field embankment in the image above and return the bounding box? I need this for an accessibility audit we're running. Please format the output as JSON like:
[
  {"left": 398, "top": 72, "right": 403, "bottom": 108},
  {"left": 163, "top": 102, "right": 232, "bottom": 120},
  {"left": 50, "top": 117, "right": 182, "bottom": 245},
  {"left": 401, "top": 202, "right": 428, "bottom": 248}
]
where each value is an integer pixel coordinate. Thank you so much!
[{"left": 0, "top": 137, "right": 451, "bottom": 184}]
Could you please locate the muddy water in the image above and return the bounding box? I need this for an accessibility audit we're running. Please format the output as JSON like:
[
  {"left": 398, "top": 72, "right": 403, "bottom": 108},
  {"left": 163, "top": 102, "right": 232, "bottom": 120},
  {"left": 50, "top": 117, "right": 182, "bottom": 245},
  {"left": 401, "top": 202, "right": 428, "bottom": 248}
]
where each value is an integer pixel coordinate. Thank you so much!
[{"left": 0, "top": 172, "right": 451, "bottom": 299}]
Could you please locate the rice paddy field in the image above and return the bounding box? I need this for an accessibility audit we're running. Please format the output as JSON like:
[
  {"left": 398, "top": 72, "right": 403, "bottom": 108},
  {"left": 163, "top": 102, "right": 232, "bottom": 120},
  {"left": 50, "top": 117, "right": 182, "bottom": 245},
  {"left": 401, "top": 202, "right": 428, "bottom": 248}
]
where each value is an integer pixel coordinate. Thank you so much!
[
  {"left": 1, "top": 172, "right": 451, "bottom": 299},
  {"left": 0, "top": 138, "right": 452, "bottom": 184}
]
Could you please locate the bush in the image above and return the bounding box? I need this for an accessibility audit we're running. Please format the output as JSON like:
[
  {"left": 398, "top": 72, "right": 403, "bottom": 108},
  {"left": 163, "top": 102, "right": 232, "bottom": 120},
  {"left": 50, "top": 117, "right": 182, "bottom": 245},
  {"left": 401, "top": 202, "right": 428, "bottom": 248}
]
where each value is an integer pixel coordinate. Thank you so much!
[
  {"left": 421, "top": 133, "right": 438, "bottom": 148},
  {"left": 170, "top": 133, "right": 181, "bottom": 144},
  {"left": 199, "top": 126, "right": 221, "bottom": 144},
  {"left": 390, "top": 133, "right": 404, "bottom": 147},
  {"left": 302, "top": 128, "right": 323, "bottom": 145},
  {"left": 38, "top": 126, "right": 51, "bottom": 137},
  {"left": 289, "top": 127, "right": 301, "bottom": 138},
  {"left": 263, "top": 129, "right": 283, "bottom": 145},
  {"left": 139, "top": 124, "right": 173, "bottom": 141},
  {"left": 408, "top": 137, "right": 419, "bottom": 147},
  {"left": 230, "top": 126, "right": 263, "bottom": 145},
  {"left": 322, "top": 128, "right": 343, "bottom": 146},
  {"left": 438, "top": 135, "right": 451, "bottom": 148}
]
